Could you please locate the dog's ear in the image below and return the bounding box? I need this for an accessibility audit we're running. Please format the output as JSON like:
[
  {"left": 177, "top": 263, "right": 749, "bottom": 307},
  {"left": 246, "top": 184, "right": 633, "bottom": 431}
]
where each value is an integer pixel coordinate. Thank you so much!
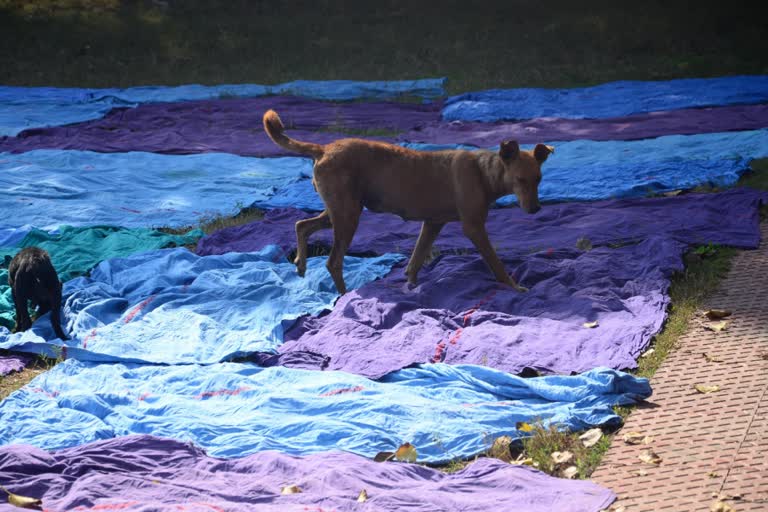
[
  {"left": 499, "top": 140, "right": 520, "bottom": 160},
  {"left": 534, "top": 144, "right": 554, "bottom": 163}
]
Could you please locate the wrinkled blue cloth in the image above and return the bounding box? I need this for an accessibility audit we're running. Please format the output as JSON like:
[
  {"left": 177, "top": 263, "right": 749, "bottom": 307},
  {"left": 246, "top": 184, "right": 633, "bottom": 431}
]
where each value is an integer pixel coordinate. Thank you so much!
[
  {"left": 4, "top": 132, "right": 762, "bottom": 228},
  {"left": 0, "top": 246, "right": 402, "bottom": 364},
  {"left": 0, "top": 359, "right": 650, "bottom": 463},
  {"left": 256, "top": 129, "right": 768, "bottom": 211},
  {"left": 0, "top": 78, "right": 446, "bottom": 136},
  {"left": 0, "top": 149, "right": 312, "bottom": 229},
  {"left": 442, "top": 75, "right": 768, "bottom": 122}
]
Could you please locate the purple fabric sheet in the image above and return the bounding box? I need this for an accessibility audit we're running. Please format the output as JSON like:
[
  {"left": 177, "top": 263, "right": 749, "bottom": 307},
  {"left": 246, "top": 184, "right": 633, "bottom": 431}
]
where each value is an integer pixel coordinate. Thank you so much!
[
  {"left": 0, "top": 354, "right": 30, "bottom": 376},
  {"left": 400, "top": 104, "right": 768, "bottom": 146},
  {"left": 0, "top": 435, "right": 615, "bottom": 512},
  {"left": 280, "top": 237, "right": 685, "bottom": 378},
  {"left": 0, "top": 95, "right": 440, "bottom": 157},
  {"left": 197, "top": 188, "right": 767, "bottom": 258},
  {"left": 195, "top": 188, "right": 766, "bottom": 378}
]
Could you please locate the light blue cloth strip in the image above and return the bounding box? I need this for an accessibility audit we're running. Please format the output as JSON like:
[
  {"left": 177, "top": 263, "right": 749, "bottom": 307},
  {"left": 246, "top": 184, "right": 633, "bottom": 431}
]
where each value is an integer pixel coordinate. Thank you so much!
[
  {"left": 442, "top": 75, "right": 768, "bottom": 121},
  {"left": 0, "top": 359, "right": 650, "bottom": 463}
]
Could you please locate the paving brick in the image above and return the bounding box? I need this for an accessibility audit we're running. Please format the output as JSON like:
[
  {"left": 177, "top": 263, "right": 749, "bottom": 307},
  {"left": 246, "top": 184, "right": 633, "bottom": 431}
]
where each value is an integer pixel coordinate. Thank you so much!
[{"left": 591, "top": 224, "right": 768, "bottom": 512}]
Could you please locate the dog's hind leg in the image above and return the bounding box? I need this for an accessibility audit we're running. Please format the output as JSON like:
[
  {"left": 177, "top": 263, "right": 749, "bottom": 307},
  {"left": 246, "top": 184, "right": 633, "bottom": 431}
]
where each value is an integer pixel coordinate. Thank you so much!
[
  {"left": 406, "top": 221, "right": 445, "bottom": 285},
  {"left": 294, "top": 210, "right": 332, "bottom": 277},
  {"left": 325, "top": 202, "right": 362, "bottom": 295}
]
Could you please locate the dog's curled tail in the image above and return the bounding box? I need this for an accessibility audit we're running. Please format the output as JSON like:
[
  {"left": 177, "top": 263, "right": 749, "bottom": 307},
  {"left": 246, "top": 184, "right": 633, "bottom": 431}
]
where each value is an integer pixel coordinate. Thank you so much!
[{"left": 263, "top": 110, "right": 324, "bottom": 159}]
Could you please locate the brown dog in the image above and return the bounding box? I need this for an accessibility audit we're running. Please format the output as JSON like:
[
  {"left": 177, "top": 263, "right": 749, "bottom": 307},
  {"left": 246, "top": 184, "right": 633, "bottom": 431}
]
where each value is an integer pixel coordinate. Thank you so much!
[{"left": 263, "top": 109, "right": 553, "bottom": 294}]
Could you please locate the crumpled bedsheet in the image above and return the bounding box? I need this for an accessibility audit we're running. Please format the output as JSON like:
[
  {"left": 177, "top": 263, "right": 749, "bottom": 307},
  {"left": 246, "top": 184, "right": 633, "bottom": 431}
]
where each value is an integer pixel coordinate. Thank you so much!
[
  {"left": 0, "top": 359, "right": 650, "bottom": 463},
  {"left": 0, "top": 434, "right": 616, "bottom": 512},
  {"left": 0, "top": 246, "right": 401, "bottom": 364}
]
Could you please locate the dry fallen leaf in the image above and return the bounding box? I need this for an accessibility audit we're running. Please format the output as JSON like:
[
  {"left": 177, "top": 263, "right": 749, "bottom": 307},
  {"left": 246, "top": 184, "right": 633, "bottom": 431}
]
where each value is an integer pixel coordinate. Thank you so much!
[
  {"left": 280, "top": 485, "right": 302, "bottom": 495},
  {"left": 511, "top": 454, "right": 534, "bottom": 466},
  {"left": 373, "top": 451, "right": 396, "bottom": 463},
  {"left": 579, "top": 428, "right": 603, "bottom": 448},
  {"left": 704, "top": 321, "right": 729, "bottom": 332},
  {"left": 395, "top": 442, "right": 418, "bottom": 463},
  {"left": 622, "top": 431, "right": 652, "bottom": 445},
  {"left": 583, "top": 320, "right": 599, "bottom": 328},
  {"left": 636, "top": 469, "right": 648, "bottom": 477},
  {"left": 638, "top": 449, "right": 662, "bottom": 465},
  {"left": 640, "top": 348, "right": 655, "bottom": 358},
  {"left": 703, "top": 352, "right": 724, "bottom": 363},
  {"left": 551, "top": 451, "right": 574, "bottom": 465},
  {"left": 0, "top": 486, "right": 42, "bottom": 510},
  {"left": 562, "top": 466, "right": 579, "bottom": 479},
  {"left": 704, "top": 309, "right": 732, "bottom": 320},
  {"left": 707, "top": 471, "right": 720, "bottom": 478},
  {"left": 695, "top": 384, "right": 721, "bottom": 394},
  {"left": 488, "top": 436, "right": 513, "bottom": 462},
  {"left": 611, "top": 506, "right": 627, "bottom": 512},
  {"left": 662, "top": 190, "right": 683, "bottom": 197},
  {"left": 357, "top": 489, "right": 368, "bottom": 503},
  {"left": 576, "top": 237, "right": 593, "bottom": 251},
  {"left": 710, "top": 500, "right": 735, "bottom": 512},
  {"left": 516, "top": 422, "right": 535, "bottom": 433}
]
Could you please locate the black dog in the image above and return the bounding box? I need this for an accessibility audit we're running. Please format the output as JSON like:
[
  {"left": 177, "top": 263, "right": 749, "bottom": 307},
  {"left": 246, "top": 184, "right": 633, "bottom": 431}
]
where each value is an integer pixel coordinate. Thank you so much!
[{"left": 6, "top": 247, "right": 69, "bottom": 340}]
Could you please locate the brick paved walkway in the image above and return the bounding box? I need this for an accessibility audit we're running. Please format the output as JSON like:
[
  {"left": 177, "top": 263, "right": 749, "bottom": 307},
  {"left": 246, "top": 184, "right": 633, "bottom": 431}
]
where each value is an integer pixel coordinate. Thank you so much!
[{"left": 592, "top": 225, "right": 768, "bottom": 511}]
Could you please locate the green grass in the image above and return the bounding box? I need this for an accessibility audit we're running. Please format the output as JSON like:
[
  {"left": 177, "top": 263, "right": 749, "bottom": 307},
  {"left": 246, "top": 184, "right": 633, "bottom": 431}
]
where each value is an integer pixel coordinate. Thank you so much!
[
  {"left": 0, "top": 352, "right": 59, "bottom": 401},
  {"left": 1, "top": 1, "right": 766, "bottom": 92},
  {"left": 741, "top": 158, "right": 768, "bottom": 193}
]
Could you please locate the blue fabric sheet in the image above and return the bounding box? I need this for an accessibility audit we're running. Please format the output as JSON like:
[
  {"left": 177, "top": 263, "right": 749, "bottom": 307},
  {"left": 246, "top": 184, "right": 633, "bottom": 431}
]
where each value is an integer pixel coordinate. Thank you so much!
[
  {"left": 0, "top": 79, "right": 446, "bottom": 136},
  {"left": 3, "top": 131, "right": 762, "bottom": 228},
  {"left": 0, "top": 359, "right": 650, "bottom": 463},
  {"left": 0, "top": 246, "right": 402, "bottom": 364},
  {"left": 255, "top": 129, "right": 768, "bottom": 211},
  {"left": 0, "top": 149, "right": 312, "bottom": 229},
  {"left": 442, "top": 75, "right": 768, "bottom": 122}
]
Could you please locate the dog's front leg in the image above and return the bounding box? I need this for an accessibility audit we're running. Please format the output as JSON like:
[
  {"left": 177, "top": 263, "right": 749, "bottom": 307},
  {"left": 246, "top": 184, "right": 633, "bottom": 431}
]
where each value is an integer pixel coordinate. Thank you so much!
[
  {"left": 461, "top": 220, "right": 528, "bottom": 292},
  {"left": 406, "top": 221, "right": 445, "bottom": 285}
]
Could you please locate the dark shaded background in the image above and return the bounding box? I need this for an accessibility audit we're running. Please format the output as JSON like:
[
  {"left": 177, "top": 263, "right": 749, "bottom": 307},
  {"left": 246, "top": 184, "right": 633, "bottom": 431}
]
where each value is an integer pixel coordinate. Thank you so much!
[{"left": 1, "top": 0, "right": 766, "bottom": 92}]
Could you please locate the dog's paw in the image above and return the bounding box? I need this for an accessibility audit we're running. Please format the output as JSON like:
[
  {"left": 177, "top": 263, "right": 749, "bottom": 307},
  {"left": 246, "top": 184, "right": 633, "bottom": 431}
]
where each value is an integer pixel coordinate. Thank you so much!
[{"left": 513, "top": 284, "right": 529, "bottom": 293}]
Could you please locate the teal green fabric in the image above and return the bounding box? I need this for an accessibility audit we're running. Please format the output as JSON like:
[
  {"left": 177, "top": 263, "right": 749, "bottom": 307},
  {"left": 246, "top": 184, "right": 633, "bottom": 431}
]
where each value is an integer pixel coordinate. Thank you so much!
[{"left": 0, "top": 226, "right": 202, "bottom": 330}]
